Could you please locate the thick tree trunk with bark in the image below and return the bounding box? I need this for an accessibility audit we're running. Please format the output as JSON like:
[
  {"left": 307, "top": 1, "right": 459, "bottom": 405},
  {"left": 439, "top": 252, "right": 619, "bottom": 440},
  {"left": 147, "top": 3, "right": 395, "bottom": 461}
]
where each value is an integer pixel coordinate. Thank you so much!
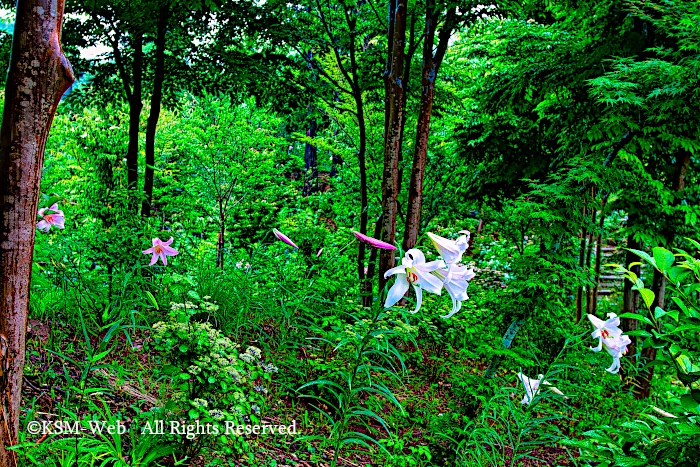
[
  {"left": 379, "top": 0, "right": 407, "bottom": 291},
  {"left": 403, "top": 4, "right": 455, "bottom": 250},
  {"left": 0, "top": 1, "right": 74, "bottom": 462},
  {"left": 142, "top": 7, "right": 169, "bottom": 216}
]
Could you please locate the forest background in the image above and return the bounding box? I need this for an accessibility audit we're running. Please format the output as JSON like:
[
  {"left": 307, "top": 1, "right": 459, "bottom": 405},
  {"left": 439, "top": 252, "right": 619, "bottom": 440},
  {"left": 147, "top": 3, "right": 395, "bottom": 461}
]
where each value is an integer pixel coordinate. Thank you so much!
[{"left": 0, "top": 0, "right": 698, "bottom": 466}]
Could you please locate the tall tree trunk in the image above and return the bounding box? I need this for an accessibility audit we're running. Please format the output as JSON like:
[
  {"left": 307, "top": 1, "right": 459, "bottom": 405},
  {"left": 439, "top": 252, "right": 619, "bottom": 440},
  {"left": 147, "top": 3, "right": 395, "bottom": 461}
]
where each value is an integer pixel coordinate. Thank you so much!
[
  {"left": 362, "top": 214, "right": 383, "bottom": 307},
  {"left": 127, "top": 32, "right": 143, "bottom": 196},
  {"left": 383, "top": 0, "right": 396, "bottom": 143},
  {"left": 216, "top": 202, "right": 225, "bottom": 270},
  {"left": 622, "top": 215, "right": 640, "bottom": 361},
  {"left": 142, "top": 7, "right": 169, "bottom": 216},
  {"left": 634, "top": 150, "right": 691, "bottom": 398},
  {"left": 0, "top": 1, "right": 74, "bottom": 462},
  {"left": 379, "top": 0, "right": 407, "bottom": 291},
  {"left": 303, "top": 120, "right": 318, "bottom": 197},
  {"left": 585, "top": 188, "right": 597, "bottom": 315},
  {"left": 395, "top": 13, "right": 416, "bottom": 198},
  {"left": 590, "top": 194, "right": 608, "bottom": 316},
  {"left": 403, "top": 4, "right": 455, "bottom": 250},
  {"left": 575, "top": 206, "right": 587, "bottom": 322}
]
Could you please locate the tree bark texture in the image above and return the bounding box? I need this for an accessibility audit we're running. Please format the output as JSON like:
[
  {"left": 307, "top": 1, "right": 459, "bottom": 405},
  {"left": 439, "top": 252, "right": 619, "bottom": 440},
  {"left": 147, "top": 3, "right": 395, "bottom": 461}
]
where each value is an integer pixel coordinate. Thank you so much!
[
  {"left": 379, "top": 0, "right": 407, "bottom": 292},
  {"left": 0, "top": 1, "right": 74, "bottom": 462},
  {"left": 403, "top": 4, "right": 455, "bottom": 250},
  {"left": 142, "top": 6, "right": 169, "bottom": 216}
]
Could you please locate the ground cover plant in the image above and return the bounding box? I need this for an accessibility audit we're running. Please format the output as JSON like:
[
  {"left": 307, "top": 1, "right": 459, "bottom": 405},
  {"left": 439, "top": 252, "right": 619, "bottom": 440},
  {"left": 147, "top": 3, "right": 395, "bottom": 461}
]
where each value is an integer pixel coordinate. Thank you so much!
[{"left": 0, "top": 0, "right": 698, "bottom": 466}]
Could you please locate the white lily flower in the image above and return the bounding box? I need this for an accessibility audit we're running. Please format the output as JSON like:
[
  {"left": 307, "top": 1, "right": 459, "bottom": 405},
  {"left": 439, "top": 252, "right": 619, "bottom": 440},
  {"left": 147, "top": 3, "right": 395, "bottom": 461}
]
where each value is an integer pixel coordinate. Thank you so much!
[
  {"left": 601, "top": 334, "right": 632, "bottom": 374},
  {"left": 587, "top": 313, "right": 624, "bottom": 352},
  {"left": 427, "top": 230, "right": 470, "bottom": 265},
  {"left": 517, "top": 372, "right": 566, "bottom": 405},
  {"left": 384, "top": 248, "right": 443, "bottom": 313},
  {"left": 433, "top": 263, "right": 476, "bottom": 319}
]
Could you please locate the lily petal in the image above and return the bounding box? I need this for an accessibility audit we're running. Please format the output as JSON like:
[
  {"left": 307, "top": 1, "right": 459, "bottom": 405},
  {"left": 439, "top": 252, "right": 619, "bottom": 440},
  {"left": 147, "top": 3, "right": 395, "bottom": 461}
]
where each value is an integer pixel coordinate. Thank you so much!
[
  {"left": 53, "top": 214, "right": 65, "bottom": 229},
  {"left": 384, "top": 263, "right": 408, "bottom": 279},
  {"left": 161, "top": 245, "right": 179, "bottom": 256},
  {"left": 411, "top": 284, "right": 423, "bottom": 314},
  {"left": 385, "top": 274, "right": 410, "bottom": 308},
  {"left": 36, "top": 220, "right": 50, "bottom": 232},
  {"left": 414, "top": 268, "right": 444, "bottom": 295},
  {"left": 148, "top": 253, "right": 159, "bottom": 266}
]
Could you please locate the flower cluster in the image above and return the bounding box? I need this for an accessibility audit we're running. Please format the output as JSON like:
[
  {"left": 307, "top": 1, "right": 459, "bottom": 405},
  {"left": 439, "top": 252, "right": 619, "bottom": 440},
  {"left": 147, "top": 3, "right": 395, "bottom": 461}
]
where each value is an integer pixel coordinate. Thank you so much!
[
  {"left": 517, "top": 312, "right": 632, "bottom": 404},
  {"left": 384, "top": 231, "right": 476, "bottom": 318},
  {"left": 587, "top": 312, "right": 631, "bottom": 374}
]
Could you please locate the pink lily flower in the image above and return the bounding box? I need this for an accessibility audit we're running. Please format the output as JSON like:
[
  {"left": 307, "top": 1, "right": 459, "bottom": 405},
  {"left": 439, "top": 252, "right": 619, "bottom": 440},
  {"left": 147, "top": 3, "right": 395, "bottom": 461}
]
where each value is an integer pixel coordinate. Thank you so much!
[
  {"left": 316, "top": 248, "right": 323, "bottom": 257},
  {"left": 273, "top": 228, "right": 299, "bottom": 249},
  {"left": 143, "top": 237, "right": 178, "bottom": 266},
  {"left": 352, "top": 230, "right": 396, "bottom": 250},
  {"left": 37, "top": 203, "right": 65, "bottom": 232}
]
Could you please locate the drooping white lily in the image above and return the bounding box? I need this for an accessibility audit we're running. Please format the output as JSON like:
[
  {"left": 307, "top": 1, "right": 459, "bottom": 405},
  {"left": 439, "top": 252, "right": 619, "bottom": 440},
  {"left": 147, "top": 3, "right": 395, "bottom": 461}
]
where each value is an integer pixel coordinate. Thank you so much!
[
  {"left": 384, "top": 249, "right": 443, "bottom": 313},
  {"left": 432, "top": 263, "right": 476, "bottom": 318},
  {"left": 587, "top": 313, "right": 624, "bottom": 352},
  {"left": 601, "top": 334, "right": 632, "bottom": 374},
  {"left": 427, "top": 230, "right": 470, "bottom": 265},
  {"left": 517, "top": 372, "right": 566, "bottom": 405}
]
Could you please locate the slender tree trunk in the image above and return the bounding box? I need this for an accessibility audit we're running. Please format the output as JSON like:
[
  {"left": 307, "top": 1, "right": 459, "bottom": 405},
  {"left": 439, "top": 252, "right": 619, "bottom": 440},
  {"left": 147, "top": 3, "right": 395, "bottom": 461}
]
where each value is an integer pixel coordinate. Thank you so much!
[
  {"left": 362, "top": 214, "right": 383, "bottom": 307},
  {"left": 0, "top": 1, "right": 74, "bottom": 462},
  {"left": 590, "top": 195, "right": 608, "bottom": 316},
  {"left": 383, "top": 0, "right": 396, "bottom": 143},
  {"left": 395, "top": 13, "right": 415, "bottom": 198},
  {"left": 379, "top": 0, "right": 407, "bottom": 291},
  {"left": 622, "top": 217, "right": 640, "bottom": 361},
  {"left": 585, "top": 188, "right": 597, "bottom": 315},
  {"left": 303, "top": 120, "right": 318, "bottom": 197},
  {"left": 634, "top": 268, "right": 665, "bottom": 398},
  {"left": 216, "top": 203, "right": 225, "bottom": 270},
  {"left": 127, "top": 32, "right": 143, "bottom": 196},
  {"left": 634, "top": 150, "right": 691, "bottom": 398},
  {"left": 142, "top": 7, "right": 169, "bottom": 216},
  {"left": 575, "top": 206, "right": 587, "bottom": 322},
  {"left": 357, "top": 103, "right": 370, "bottom": 298},
  {"left": 403, "top": 4, "right": 455, "bottom": 250},
  {"left": 339, "top": 11, "right": 370, "bottom": 301}
]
